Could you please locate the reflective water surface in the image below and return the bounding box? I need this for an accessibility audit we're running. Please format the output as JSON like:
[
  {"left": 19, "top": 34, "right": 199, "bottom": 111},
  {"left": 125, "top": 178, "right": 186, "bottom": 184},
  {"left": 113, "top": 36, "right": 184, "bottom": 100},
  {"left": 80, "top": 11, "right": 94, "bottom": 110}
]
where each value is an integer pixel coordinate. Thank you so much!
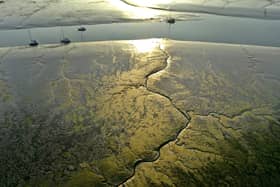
[{"left": 1, "top": 13, "right": 280, "bottom": 47}]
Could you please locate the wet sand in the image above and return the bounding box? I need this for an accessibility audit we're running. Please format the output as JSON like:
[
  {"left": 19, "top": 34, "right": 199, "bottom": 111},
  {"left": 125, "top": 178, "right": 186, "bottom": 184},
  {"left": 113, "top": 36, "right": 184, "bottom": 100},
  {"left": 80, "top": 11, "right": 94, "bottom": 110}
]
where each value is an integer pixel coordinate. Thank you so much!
[
  {"left": 1, "top": 0, "right": 280, "bottom": 186},
  {"left": 0, "top": 40, "right": 279, "bottom": 186}
]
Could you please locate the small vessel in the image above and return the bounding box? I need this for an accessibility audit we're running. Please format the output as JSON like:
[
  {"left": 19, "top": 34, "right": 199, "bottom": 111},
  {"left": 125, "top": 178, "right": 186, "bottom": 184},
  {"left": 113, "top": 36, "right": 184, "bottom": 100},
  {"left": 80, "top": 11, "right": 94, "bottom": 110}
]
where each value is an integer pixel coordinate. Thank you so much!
[
  {"left": 60, "top": 27, "right": 71, "bottom": 44},
  {"left": 167, "top": 18, "right": 176, "bottom": 24},
  {"left": 61, "top": 38, "right": 71, "bottom": 44},
  {"left": 78, "top": 26, "right": 86, "bottom": 32},
  {"left": 29, "top": 40, "right": 39, "bottom": 47},
  {"left": 27, "top": 30, "right": 38, "bottom": 47}
]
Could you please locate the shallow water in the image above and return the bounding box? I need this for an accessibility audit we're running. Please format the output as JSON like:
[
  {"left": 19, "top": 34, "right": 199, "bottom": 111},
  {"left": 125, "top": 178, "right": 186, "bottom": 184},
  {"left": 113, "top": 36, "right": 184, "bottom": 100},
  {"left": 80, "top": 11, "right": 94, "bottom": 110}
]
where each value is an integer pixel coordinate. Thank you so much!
[{"left": 0, "top": 13, "right": 280, "bottom": 47}]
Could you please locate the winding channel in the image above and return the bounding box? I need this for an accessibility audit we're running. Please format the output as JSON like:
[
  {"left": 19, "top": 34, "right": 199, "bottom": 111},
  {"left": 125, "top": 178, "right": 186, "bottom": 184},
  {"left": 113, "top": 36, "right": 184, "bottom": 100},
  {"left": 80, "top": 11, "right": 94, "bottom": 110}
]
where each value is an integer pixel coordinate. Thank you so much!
[
  {"left": 115, "top": 43, "right": 191, "bottom": 186},
  {"left": 1, "top": 1, "right": 280, "bottom": 186}
]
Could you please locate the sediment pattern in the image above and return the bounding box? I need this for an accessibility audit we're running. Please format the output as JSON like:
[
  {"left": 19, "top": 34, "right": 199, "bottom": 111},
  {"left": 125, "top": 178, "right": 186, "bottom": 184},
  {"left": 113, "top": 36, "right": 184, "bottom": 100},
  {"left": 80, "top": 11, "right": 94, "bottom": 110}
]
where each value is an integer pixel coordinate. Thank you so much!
[
  {"left": 122, "top": 40, "right": 280, "bottom": 186},
  {"left": 0, "top": 40, "right": 187, "bottom": 186},
  {"left": 121, "top": 0, "right": 280, "bottom": 19},
  {"left": 0, "top": 40, "right": 280, "bottom": 186}
]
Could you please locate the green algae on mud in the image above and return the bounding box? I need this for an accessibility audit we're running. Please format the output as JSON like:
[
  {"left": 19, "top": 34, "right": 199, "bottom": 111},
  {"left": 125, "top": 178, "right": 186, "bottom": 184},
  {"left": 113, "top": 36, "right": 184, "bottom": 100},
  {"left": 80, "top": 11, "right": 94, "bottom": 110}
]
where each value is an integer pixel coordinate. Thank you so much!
[
  {"left": 0, "top": 40, "right": 187, "bottom": 186},
  {"left": 124, "top": 110, "right": 280, "bottom": 186},
  {"left": 124, "top": 41, "right": 280, "bottom": 187},
  {"left": 0, "top": 40, "right": 280, "bottom": 186}
]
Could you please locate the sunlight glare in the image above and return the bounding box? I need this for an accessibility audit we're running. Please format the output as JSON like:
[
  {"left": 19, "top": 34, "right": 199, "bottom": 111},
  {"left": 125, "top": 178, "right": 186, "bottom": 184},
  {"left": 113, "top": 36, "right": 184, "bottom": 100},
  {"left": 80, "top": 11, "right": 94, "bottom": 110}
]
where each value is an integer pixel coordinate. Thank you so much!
[
  {"left": 129, "top": 39, "right": 162, "bottom": 53},
  {"left": 108, "top": 0, "right": 160, "bottom": 19},
  {"left": 127, "top": 0, "right": 173, "bottom": 7}
]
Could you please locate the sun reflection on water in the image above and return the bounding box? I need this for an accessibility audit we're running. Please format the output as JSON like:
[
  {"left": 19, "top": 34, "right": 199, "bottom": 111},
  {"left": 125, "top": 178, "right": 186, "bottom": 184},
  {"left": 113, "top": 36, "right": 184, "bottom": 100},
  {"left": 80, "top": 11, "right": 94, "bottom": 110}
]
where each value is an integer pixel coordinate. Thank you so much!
[
  {"left": 129, "top": 39, "right": 162, "bottom": 53},
  {"left": 108, "top": 0, "right": 161, "bottom": 19},
  {"left": 129, "top": 39, "right": 170, "bottom": 77},
  {"left": 126, "top": 0, "right": 173, "bottom": 7}
]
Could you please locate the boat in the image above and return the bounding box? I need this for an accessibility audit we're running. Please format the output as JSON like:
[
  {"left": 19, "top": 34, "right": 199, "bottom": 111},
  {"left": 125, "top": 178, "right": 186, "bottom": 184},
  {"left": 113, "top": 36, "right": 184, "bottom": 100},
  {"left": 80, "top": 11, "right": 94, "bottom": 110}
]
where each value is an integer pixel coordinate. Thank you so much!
[
  {"left": 61, "top": 38, "right": 71, "bottom": 44},
  {"left": 78, "top": 26, "right": 86, "bottom": 31},
  {"left": 60, "top": 27, "right": 71, "bottom": 44},
  {"left": 167, "top": 18, "right": 176, "bottom": 24},
  {"left": 29, "top": 40, "right": 39, "bottom": 47}
]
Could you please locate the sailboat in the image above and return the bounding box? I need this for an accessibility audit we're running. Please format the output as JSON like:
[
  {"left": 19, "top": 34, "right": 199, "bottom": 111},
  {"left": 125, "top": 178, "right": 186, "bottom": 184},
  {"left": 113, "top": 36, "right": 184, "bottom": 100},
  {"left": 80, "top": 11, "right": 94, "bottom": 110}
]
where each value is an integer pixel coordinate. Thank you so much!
[
  {"left": 60, "top": 27, "right": 71, "bottom": 44},
  {"left": 78, "top": 25, "right": 87, "bottom": 42},
  {"left": 28, "top": 30, "right": 39, "bottom": 47},
  {"left": 167, "top": 18, "right": 176, "bottom": 24},
  {"left": 78, "top": 26, "right": 87, "bottom": 32},
  {"left": 166, "top": 5, "right": 176, "bottom": 24}
]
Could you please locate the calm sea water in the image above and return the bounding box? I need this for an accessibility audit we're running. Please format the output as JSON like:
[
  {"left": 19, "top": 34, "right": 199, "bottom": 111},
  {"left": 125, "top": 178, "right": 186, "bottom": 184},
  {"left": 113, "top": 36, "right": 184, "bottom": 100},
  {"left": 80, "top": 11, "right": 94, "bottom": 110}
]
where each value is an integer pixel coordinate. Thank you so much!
[{"left": 0, "top": 13, "right": 280, "bottom": 47}]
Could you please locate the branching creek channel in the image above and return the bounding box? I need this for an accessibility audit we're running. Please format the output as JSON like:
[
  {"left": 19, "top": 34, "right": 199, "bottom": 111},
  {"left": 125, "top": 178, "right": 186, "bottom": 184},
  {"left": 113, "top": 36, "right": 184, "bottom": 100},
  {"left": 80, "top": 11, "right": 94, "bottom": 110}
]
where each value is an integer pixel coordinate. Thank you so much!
[
  {"left": 112, "top": 43, "right": 192, "bottom": 187},
  {"left": 1, "top": 1, "right": 280, "bottom": 186},
  {"left": 114, "top": 43, "right": 271, "bottom": 186}
]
